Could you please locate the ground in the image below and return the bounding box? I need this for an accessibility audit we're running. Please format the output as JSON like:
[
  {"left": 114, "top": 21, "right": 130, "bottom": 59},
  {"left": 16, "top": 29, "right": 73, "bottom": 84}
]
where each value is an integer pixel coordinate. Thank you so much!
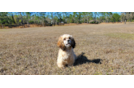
[{"left": 0, "top": 23, "right": 134, "bottom": 75}]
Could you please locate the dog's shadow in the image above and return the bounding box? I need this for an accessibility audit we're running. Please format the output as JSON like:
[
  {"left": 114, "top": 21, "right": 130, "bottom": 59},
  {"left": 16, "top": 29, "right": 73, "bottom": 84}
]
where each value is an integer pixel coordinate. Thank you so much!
[{"left": 74, "top": 52, "right": 102, "bottom": 66}]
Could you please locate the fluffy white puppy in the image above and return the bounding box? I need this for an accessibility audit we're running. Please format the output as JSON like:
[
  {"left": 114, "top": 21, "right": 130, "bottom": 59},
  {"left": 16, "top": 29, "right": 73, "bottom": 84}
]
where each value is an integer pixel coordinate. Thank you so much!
[{"left": 57, "top": 34, "right": 76, "bottom": 68}]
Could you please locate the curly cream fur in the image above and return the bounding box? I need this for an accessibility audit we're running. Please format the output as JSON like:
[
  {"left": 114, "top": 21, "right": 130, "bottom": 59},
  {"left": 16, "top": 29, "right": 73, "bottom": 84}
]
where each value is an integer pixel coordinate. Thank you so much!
[{"left": 57, "top": 34, "right": 76, "bottom": 68}]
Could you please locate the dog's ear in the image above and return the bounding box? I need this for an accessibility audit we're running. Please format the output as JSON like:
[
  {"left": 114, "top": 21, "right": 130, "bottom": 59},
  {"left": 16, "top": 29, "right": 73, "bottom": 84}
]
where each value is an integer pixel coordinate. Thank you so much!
[
  {"left": 71, "top": 37, "right": 76, "bottom": 48},
  {"left": 57, "top": 37, "right": 66, "bottom": 50}
]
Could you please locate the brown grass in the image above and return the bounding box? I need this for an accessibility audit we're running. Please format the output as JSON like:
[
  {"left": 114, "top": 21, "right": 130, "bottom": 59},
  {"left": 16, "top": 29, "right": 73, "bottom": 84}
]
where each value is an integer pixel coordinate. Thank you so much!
[{"left": 0, "top": 23, "right": 134, "bottom": 75}]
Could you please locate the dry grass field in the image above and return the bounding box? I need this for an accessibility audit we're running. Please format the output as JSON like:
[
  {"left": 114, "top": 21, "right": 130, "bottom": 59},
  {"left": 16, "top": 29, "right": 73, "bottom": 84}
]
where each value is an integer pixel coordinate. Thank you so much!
[{"left": 0, "top": 23, "right": 134, "bottom": 75}]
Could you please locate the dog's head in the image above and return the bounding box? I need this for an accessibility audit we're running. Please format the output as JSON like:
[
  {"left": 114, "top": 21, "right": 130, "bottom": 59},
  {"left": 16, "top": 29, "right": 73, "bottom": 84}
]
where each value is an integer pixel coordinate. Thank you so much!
[{"left": 57, "top": 34, "right": 76, "bottom": 50}]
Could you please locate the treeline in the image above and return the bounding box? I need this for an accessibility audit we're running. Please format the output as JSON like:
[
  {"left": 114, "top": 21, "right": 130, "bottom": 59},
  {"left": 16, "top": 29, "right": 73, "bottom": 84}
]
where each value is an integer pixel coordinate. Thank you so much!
[{"left": 0, "top": 12, "right": 134, "bottom": 28}]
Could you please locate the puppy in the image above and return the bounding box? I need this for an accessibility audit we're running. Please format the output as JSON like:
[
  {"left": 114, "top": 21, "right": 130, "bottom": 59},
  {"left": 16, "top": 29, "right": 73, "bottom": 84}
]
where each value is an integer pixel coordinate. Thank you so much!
[{"left": 57, "top": 34, "right": 76, "bottom": 68}]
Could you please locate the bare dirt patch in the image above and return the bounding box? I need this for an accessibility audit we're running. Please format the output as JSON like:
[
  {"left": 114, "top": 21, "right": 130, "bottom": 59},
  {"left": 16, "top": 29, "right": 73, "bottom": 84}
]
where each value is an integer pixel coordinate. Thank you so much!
[{"left": 0, "top": 23, "right": 134, "bottom": 75}]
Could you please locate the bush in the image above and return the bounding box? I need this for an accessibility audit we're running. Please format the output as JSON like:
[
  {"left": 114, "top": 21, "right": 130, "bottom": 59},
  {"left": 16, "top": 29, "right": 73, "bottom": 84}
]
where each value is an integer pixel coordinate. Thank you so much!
[
  {"left": 29, "top": 21, "right": 34, "bottom": 24},
  {"left": 45, "top": 23, "right": 53, "bottom": 26},
  {"left": 4, "top": 23, "right": 9, "bottom": 26},
  {"left": 89, "top": 20, "right": 99, "bottom": 24}
]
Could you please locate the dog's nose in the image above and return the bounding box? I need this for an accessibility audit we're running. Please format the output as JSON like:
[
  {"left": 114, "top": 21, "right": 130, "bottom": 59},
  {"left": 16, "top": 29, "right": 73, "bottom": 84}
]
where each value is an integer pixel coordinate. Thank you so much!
[{"left": 67, "top": 40, "right": 70, "bottom": 42}]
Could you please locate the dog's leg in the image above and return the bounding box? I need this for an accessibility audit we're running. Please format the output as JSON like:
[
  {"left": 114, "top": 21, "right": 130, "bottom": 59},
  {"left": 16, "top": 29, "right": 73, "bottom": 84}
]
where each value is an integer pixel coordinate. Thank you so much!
[
  {"left": 57, "top": 62, "right": 65, "bottom": 68},
  {"left": 68, "top": 58, "right": 75, "bottom": 66}
]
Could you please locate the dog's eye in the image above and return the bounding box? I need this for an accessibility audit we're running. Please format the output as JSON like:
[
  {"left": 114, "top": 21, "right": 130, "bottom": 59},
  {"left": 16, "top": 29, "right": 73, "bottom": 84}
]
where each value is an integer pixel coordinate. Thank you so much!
[
  {"left": 69, "top": 37, "right": 71, "bottom": 39},
  {"left": 64, "top": 38, "right": 66, "bottom": 40}
]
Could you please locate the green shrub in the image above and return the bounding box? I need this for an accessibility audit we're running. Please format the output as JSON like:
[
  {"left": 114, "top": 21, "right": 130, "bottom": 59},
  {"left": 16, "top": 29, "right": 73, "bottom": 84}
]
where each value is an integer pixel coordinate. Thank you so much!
[
  {"left": 29, "top": 20, "right": 34, "bottom": 24},
  {"left": 5, "top": 23, "right": 9, "bottom": 26},
  {"left": 89, "top": 20, "right": 99, "bottom": 24}
]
